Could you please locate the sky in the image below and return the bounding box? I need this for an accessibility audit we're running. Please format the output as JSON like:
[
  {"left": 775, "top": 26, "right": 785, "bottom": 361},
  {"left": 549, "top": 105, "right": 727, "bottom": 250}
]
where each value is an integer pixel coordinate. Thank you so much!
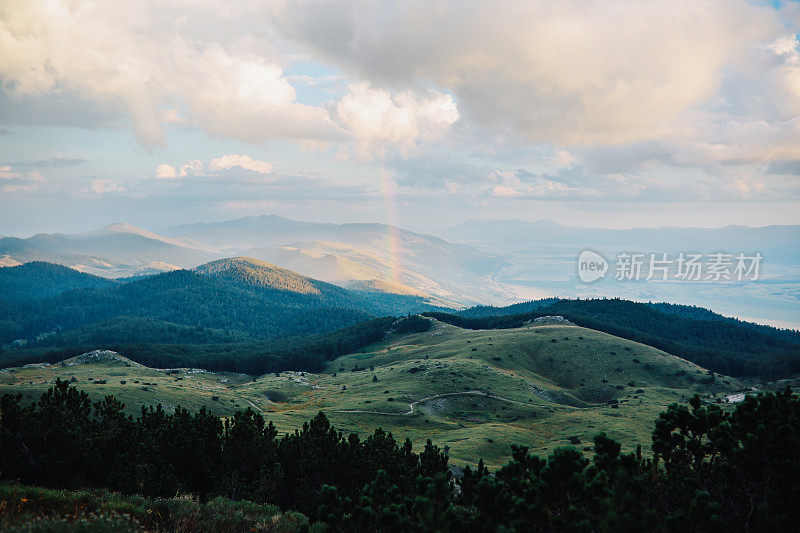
[{"left": 1, "top": 0, "right": 800, "bottom": 237}]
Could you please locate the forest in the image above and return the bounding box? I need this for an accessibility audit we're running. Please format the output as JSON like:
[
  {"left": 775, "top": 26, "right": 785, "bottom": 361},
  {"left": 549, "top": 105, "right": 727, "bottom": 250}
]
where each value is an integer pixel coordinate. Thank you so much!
[{"left": 1, "top": 381, "right": 798, "bottom": 531}]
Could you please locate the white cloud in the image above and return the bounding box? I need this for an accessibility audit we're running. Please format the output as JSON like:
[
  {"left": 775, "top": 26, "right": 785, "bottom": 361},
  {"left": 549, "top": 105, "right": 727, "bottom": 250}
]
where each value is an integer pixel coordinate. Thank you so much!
[
  {"left": 333, "top": 83, "right": 458, "bottom": 157},
  {"left": 209, "top": 154, "right": 272, "bottom": 174},
  {"left": 0, "top": 0, "right": 340, "bottom": 149},
  {"left": 275, "top": 0, "right": 791, "bottom": 151},
  {"left": 490, "top": 185, "right": 521, "bottom": 197},
  {"left": 155, "top": 164, "right": 178, "bottom": 179},
  {"left": 154, "top": 154, "right": 273, "bottom": 180},
  {"left": 179, "top": 160, "right": 204, "bottom": 177}
]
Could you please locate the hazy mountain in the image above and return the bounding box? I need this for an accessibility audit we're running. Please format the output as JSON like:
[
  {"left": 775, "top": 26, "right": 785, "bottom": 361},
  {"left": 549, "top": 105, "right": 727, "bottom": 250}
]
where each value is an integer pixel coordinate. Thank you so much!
[
  {"left": 0, "top": 223, "right": 220, "bottom": 278},
  {"left": 194, "top": 256, "right": 456, "bottom": 315},
  {"left": 443, "top": 219, "right": 800, "bottom": 258},
  {"left": 243, "top": 241, "right": 465, "bottom": 307},
  {"left": 166, "top": 215, "right": 504, "bottom": 305},
  {"left": 0, "top": 217, "right": 505, "bottom": 305}
]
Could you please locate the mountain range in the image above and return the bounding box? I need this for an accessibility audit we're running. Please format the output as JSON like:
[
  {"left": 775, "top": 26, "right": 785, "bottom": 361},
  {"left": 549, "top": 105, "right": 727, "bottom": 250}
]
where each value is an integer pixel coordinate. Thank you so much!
[{"left": 2, "top": 215, "right": 799, "bottom": 327}]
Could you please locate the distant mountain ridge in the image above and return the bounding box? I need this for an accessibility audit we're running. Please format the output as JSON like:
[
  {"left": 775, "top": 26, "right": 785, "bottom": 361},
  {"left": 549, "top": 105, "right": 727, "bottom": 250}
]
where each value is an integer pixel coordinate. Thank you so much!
[
  {"left": 0, "top": 223, "right": 218, "bottom": 278},
  {"left": 0, "top": 216, "right": 503, "bottom": 305}
]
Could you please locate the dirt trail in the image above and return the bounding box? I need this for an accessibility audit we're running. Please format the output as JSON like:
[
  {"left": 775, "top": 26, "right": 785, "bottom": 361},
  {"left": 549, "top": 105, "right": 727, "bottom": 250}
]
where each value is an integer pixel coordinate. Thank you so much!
[
  {"left": 243, "top": 398, "right": 264, "bottom": 413},
  {"left": 332, "top": 390, "right": 533, "bottom": 416}
]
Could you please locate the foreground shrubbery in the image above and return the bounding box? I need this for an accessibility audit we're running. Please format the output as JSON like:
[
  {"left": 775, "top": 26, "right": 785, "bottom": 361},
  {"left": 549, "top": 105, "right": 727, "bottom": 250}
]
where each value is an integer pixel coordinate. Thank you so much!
[
  {"left": 0, "top": 483, "right": 306, "bottom": 532},
  {"left": 1, "top": 381, "right": 798, "bottom": 531}
]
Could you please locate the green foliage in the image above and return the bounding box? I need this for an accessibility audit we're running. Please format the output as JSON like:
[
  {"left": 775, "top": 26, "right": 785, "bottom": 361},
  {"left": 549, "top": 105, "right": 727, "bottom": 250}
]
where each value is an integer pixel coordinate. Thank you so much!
[
  {"left": 2, "top": 381, "right": 799, "bottom": 531},
  {"left": 1, "top": 317, "right": 396, "bottom": 374},
  {"left": 391, "top": 315, "right": 432, "bottom": 334},
  {"left": 0, "top": 261, "right": 449, "bottom": 360},
  {"left": 0, "top": 483, "right": 304, "bottom": 532},
  {"left": 0, "top": 262, "right": 115, "bottom": 303},
  {"left": 0, "top": 269, "right": 375, "bottom": 345}
]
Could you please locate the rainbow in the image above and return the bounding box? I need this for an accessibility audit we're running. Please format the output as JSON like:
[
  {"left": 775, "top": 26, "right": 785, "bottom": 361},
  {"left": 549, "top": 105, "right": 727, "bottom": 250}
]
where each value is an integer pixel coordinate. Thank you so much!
[{"left": 380, "top": 173, "right": 402, "bottom": 284}]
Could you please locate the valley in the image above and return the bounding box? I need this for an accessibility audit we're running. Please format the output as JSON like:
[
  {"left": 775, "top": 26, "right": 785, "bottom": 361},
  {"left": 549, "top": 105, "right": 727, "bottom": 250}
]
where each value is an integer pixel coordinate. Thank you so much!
[{"left": 0, "top": 318, "right": 746, "bottom": 467}]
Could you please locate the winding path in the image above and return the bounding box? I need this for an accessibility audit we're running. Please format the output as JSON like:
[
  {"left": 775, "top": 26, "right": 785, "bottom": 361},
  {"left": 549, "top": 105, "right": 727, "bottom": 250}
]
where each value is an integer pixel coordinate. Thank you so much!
[{"left": 332, "top": 390, "right": 534, "bottom": 417}]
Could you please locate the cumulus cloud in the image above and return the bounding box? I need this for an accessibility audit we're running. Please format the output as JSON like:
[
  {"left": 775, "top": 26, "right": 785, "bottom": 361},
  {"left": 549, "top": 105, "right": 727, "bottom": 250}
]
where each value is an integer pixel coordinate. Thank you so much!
[
  {"left": 333, "top": 83, "right": 458, "bottom": 157},
  {"left": 153, "top": 154, "right": 273, "bottom": 180},
  {"left": 0, "top": 0, "right": 339, "bottom": 149},
  {"left": 274, "top": 0, "right": 796, "bottom": 158},
  {"left": 155, "top": 164, "right": 178, "bottom": 179},
  {"left": 209, "top": 154, "right": 272, "bottom": 174},
  {"left": 2, "top": 0, "right": 799, "bottom": 209}
]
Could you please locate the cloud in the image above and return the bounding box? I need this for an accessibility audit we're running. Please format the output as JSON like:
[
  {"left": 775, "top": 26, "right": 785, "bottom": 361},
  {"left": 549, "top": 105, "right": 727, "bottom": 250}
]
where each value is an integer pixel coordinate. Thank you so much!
[
  {"left": 0, "top": 166, "right": 46, "bottom": 193},
  {"left": 153, "top": 154, "right": 273, "bottom": 180},
  {"left": 155, "top": 164, "right": 178, "bottom": 179},
  {"left": 5, "top": 157, "right": 87, "bottom": 168},
  {"left": 209, "top": 154, "right": 272, "bottom": 174},
  {"left": 767, "top": 160, "right": 800, "bottom": 175},
  {"left": 390, "top": 153, "right": 489, "bottom": 187},
  {"left": 88, "top": 178, "right": 126, "bottom": 194},
  {"left": 271, "top": 0, "right": 800, "bottom": 189},
  {"left": 490, "top": 185, "right": 521, "bottom": 197},
  {"left": 0, "top": 0, "right": 340, "bottom": 149},
  {"left": 332, "top": 83, "right": 458, "bottom": 157}
]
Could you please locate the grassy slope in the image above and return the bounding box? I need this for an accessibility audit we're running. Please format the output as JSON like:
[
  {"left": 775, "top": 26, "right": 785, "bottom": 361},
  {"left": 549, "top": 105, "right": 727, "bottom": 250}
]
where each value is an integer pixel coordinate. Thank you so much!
[{"left": 0, "top": 320, "right": 745, "bottom": 468}]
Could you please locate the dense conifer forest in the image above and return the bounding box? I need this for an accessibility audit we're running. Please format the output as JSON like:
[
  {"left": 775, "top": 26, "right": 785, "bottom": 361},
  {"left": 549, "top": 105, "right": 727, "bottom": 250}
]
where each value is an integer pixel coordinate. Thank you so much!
[{"left": 1, "top": 381, "right": 798, "bottom": 531}]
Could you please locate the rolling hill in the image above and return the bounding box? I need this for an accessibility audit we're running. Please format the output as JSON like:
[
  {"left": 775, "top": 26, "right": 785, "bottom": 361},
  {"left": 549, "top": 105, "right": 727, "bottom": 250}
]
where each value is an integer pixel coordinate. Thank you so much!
[
  {"left": 0, "top": 216, "right": 510, "bottom": 305},
  {"left": 193, "top": 256, "right": 454, "bottom": 315},
  {"left": 443, "top": 298, "right": 800, "bottom": 378},
  {"left": 0, "top": 318, "right": 746, "bottom": 467},
  {"left": 0, "top": 264, "right": 377, "bottom": 348},
  {"left": 244, "top": 241, "right": 463, "bottom": 307}
]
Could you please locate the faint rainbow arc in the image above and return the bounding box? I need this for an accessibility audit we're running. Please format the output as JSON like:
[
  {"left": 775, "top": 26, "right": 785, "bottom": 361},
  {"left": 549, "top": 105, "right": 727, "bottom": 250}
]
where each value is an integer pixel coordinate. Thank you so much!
[{"left": 380, "top": 174, "right": 402, "bottom": 285}]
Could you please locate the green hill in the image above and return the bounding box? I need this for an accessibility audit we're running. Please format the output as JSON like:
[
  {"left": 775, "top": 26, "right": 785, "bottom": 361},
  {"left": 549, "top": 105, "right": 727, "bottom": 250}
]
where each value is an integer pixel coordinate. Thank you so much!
[
  {"left": 0, "top": 260, "right": 453, "bottom": 354},
  {"left": 0, "top": 318, "right": 746, "bottom": 467},
  {"left": 0, "top": 268, "right": 374, "bottom": 347},
  {"left": 195, "top": 256, "right": 454, "bottom": 316},
  {"left": 446, "top": 298, "right": 800, "bottom": 379},
  {"left": 195, "top": 257, "right": 339, "bottom": 296},
  {"left": 0, "top": 261, "right": 115, "bottom": 302}
]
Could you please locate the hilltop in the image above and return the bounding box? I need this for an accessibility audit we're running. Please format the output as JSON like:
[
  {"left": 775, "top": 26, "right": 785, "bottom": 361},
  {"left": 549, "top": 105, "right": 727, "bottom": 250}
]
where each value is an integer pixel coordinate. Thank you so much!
[
  {"left": 0, "top": 261, "right": 115, "bottom": 302},
  {"left": 195, "top": 256, "right": 333, "bottom": 295},
  {"left": 446, "top": 298, "right": 800, "bottom": 379}
]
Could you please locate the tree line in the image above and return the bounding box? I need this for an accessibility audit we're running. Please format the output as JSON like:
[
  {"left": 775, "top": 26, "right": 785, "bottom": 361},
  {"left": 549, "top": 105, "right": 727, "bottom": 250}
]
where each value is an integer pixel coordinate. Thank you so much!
[
  {"left": 0, "top": 317, "right": 398, "bottom": 375},
  {"left": 1, "top": 381, "right": 797, "bottom": 531},
  {"left": 428, "top": 298, "right": 800, "bottom": 379}
]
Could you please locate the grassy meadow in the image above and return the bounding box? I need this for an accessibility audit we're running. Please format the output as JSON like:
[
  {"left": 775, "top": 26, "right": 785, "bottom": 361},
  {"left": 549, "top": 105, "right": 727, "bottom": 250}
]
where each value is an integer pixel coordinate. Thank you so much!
[{"left": 0, "top": 319, "right": 747, "bottom": 467}]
